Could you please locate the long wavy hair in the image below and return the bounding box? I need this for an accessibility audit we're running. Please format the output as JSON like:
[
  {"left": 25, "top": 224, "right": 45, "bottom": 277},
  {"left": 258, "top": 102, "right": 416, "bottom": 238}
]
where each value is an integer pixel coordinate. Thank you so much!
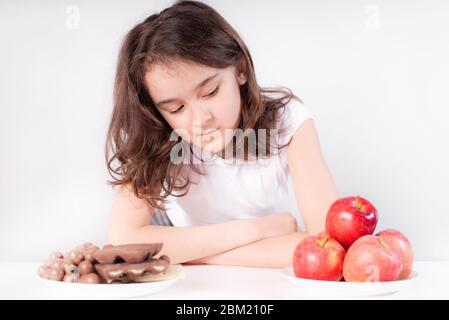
[{"left": 105, "top": 0, "right": 303, "bottom": 211}]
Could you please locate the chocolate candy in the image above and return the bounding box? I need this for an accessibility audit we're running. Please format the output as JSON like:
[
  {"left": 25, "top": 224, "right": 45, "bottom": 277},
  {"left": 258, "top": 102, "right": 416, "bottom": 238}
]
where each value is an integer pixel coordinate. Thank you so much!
[
  {"left": 63, "top": 273, "right": 80, "bottom": 283},
  {"left": 50, "top": 252, "right": 63, "bottom": 260},
  {"left": 78, "top": 261, "right": 93, "bottom": 276},
  {"left": 38, "top": 266, "right": 51, "bottom": 278},
  {"left": 75, "top": 243, "right": 99, "bottom": 263},
  {"left": 79, "top": 273, "right": 101, "bottom": 284},
  {"left": 92, "top": 243, "right": 168, "bottom": 283},
  {"left": 159, "top": 255, "right": 171, "bottom": 264},
  {"left": 83, "top": 247, "right": 99, "bottom": 263},
  {"left": 93, "top": 243, "right": 163, "bottom": 264},
  {"left": 48, "top": 268, "right": 64, "bottom": 281},
  {"left": 38, "top": 242, "right": 171, "bottom": 284},
  {"left": 66, "top": 250, "right": 84, "bottom": 265},
  {"left": 95, "top": 258, "right": 170, "bottom": 283},
  {"left": 45, "top": 258, "right": 65, "bottom": 271},
  {"left": 64, "top": 264, "right": 79, "bottom": 276}
]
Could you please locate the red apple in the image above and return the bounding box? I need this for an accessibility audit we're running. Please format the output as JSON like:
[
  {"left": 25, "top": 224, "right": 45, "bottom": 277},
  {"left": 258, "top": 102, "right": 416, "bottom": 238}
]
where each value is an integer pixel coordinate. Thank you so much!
[
  {"left": 326, "top": 196, "right": 378, "bottom": 249},
  {"left": 376, "top": 229, "right": 413, "bottom": 280},
  {"left": 293, "top": 232, "right": 346, "bottom": 281},
  {"left": 343, "top": 235, "right": 403, "bottom": 282}
]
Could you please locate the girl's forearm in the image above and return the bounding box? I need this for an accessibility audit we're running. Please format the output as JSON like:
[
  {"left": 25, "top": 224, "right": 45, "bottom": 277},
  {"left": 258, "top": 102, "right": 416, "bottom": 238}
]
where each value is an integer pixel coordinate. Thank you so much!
[
  {"left": 185, "top": 231, "right": 308, "bottom": 269},
  {"left": 116, "top": 218, "right": 264, "bottom": 265}
]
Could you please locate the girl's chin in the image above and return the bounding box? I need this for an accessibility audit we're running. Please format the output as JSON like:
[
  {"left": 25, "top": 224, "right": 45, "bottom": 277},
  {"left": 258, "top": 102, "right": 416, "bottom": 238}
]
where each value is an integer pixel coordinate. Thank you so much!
[
  {"left": 190, "top": 129, "right": 237, "bottom": 155},
  {"left": 197, "top": 140, "right": 222, "bottom": 154},
  {"left": 191, "top": 136, "right": 227, "bottom": 155}
]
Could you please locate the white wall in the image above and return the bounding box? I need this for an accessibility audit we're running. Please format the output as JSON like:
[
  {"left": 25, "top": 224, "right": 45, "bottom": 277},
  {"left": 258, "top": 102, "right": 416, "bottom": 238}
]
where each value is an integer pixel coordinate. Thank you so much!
[{"left": 1, "top": 0, "right": 448, "bottom": 261}]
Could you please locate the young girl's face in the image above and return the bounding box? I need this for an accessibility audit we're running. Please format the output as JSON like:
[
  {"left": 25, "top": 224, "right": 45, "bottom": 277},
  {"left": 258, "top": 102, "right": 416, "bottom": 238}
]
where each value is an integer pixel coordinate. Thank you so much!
[{"left": 145, "top": 60, "right": 247, "bottom": 155}]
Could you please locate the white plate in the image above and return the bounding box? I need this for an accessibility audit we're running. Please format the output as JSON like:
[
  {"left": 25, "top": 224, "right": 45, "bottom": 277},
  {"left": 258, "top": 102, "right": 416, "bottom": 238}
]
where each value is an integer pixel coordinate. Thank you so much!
[
  {"left": 281, "top": 267, "right": 418, "bottom": 297},
  {"left": 37, "top": 264, "right": 185, "bottom": 299}
]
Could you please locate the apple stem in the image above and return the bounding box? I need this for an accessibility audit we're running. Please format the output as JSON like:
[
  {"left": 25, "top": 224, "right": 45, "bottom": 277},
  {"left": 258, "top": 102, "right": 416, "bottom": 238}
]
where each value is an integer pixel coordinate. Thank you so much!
[
  {"left": 317, "top": 234, "right": 330, "bottom": 248},
  {"left": 378, "top": 236, "right": 389, "bottom": 250},
  {"left": 352, "top": 196, "right": 367, "bottom": 213}
]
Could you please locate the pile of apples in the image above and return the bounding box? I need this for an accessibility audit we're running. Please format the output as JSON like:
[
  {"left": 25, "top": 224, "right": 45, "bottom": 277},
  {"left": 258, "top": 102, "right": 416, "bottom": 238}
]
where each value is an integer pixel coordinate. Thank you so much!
[{"left": 292, "top": 196, "right": 413, "bottom": 282}]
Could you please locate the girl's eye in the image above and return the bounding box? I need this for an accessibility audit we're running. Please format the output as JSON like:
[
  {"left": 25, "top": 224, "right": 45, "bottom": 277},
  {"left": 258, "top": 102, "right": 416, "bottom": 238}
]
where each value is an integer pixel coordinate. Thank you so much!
[
  {"left": 170, "top": 105, "right": 184, "bottom": 115},
  {"left": 204, "top": 86, "right": 219, "bottom": 98},
  {"left": 169, "top": 86, "right": 219, "bottom": 115}
]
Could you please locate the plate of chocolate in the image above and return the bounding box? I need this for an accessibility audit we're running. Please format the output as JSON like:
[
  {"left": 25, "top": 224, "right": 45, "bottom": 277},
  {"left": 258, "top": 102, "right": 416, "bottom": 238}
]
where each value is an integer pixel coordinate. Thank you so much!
[{"left": 37, "top": 242, "right": 184, "bottom": 298}]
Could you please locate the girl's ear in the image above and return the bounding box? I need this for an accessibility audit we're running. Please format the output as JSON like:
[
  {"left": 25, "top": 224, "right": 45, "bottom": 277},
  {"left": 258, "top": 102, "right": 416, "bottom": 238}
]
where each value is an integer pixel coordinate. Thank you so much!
[
  {"left": 237, "top": 72, "right": 247, "bottom": 86},
  {"left": 235, "top": 57, "right": 247, "bottom": 86}
]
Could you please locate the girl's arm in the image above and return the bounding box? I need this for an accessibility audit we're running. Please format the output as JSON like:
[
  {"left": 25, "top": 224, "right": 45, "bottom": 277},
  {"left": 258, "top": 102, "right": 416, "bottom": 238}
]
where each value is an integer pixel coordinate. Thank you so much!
[
  {"left": 185, "top": 231, "right": 307, "bottom": 268},
  {"left": 287, "top": 118, "right": 339, "bottom": 235},
  {"left": 106, "top": 184, "right": 298, "bottom": 265},
  {"left": 186, "top": 119, "right": 339, "bottom": 268}
]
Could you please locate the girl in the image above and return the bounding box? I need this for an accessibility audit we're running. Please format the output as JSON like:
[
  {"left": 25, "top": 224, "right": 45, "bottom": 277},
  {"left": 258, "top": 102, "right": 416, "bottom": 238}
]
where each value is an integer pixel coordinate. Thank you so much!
[{"left": 105, "top": 0, "right": 339, "bottom": 268}]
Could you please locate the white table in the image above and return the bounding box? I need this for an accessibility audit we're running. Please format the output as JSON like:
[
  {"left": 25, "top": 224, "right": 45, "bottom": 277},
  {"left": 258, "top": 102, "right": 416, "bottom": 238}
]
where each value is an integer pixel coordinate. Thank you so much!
[{"left": 0, "top": 261, "right": 448, "bottom": 299}]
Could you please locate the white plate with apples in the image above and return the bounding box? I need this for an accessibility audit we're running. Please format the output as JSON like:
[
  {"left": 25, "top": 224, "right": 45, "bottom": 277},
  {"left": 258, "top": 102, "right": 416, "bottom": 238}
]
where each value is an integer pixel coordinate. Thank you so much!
[
  {"left": 282, "top": 195, "right": 418, "bottom": 297},
  {"left": 281, "top": 267, "right": 418, "bottom": 297}
]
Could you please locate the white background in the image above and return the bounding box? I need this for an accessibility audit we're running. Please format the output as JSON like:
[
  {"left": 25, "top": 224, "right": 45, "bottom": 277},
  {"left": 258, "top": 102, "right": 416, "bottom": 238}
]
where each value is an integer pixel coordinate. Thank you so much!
[{"left": 1, "top": 0, "right": 448, "bottom": 261}]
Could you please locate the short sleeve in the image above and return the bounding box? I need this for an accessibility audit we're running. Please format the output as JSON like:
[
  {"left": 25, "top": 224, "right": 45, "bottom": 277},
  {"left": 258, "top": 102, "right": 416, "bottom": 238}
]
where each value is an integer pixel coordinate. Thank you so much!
[{"left": 277, "top": 98, "right": 315, "bottom": 146}]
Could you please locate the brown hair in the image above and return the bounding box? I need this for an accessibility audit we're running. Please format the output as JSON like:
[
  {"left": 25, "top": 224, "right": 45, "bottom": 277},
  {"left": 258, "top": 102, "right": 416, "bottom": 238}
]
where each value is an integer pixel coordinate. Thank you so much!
[{"left": 105, "top": 0, "right": 302, "bottom": 211}]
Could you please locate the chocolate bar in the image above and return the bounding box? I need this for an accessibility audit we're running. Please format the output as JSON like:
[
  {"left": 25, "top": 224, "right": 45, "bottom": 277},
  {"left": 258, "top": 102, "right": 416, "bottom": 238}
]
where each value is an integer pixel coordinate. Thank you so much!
[
  {"left": 95, "top": 258, "right": 170, "bottom": 283},
  {"left": 93, "top": 243, "right": 163, "bottom": 264}
]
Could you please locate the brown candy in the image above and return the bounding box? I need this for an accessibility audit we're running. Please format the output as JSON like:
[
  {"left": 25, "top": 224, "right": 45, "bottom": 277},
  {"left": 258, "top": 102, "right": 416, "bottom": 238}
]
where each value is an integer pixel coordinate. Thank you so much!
[
  {"left": 93, "top": 243, "right": 163, "bottom": 264},
  {"left": 64, "top": 263, "right": 79, "bottom": 276},
  {"left": 38, "top": 242, "right": 171, "bottom": 285},
  {"left": 63, "top": 273, "right": 80, "bottom": 283},
  {"left": 62, "top": 258, "right": 73, "bottom": 269},
  {"left": 45, "top": 258, "right": 65, "bottom": 272},
  {"left": 50, "top": 252, "right": 63, "bottom": 260},
  {"left": 94, "top": 258, "right": 170, "bottom": 283},
  {"left": 48, "top": 268, "right": 64, "bottom": 281},
  {"left": 159, "top": 255, "right": 171, "bottom": 264},
  {"left": 38, "top": 266, "right": 51, "bottom": 278},
  {"left": 66, "top": 250, "right": 84, "bottom": 265},
  {"left": 79, "top": 273, "right": 101, "bottom": 284},
  {"left": 78, "top": 261, "right": 93, "bottom": 276},
  {"left": 82, "top": 246, "right": 99, "bottom": 263}
]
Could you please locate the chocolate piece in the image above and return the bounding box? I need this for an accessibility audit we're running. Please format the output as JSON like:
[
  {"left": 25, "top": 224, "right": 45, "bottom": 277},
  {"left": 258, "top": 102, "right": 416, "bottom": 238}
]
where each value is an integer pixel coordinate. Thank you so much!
[
  {"left": 94, "top": 258, "right": 169, "bottom": 283},
  {"left": 45, "top": 258, "right": 65, "bottom": 271},
  {"left": 133, "top": 264, "right": 184, "bottom": 283},
  {"left": 159, "top": 255, "right": 171, "bottom": 264},
  {"left": 93, "top": 243, "right": 163, "bottom": 264},
  {"left": 83, "top": 247, "right": 98, "bottom": 263},
  {"left": 79, "top": 273, "right": 101, "bottom": 284},
  {"left": 64, "top": 264, "right": 79, "bottom": 276},
  {"left": 38, "top": 266, "right": 51, "bottom": 278},
  {"left": 79, "top": 260, "right": 93, "bottom": 275},
  {"left": 66, "top": 250, "right": 84, "bottom": 265},
  {"left": 63, "top": 273, "right": 79, "bottom": 283},
  {"left": 50, "top": 252, "right": 63, "bottom": 260},
  {"left": 48, "top": 268, "right": 64, "bottom": 281},
  {"left": 38, "top": 242, "right": 172, "bottom": 284}
]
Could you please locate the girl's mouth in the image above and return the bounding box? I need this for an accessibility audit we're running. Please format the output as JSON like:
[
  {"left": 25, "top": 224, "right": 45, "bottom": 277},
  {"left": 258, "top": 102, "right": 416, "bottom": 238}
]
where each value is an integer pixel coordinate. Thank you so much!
[{"left": 200, "top": 128, "right": 219, "bottom": 136}]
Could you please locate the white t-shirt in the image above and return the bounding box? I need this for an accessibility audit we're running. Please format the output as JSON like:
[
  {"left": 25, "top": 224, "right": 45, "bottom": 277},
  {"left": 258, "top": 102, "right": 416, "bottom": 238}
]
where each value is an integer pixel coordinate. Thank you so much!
[{"left": 159, "top": 97, "right": 315, "bottom": 227}]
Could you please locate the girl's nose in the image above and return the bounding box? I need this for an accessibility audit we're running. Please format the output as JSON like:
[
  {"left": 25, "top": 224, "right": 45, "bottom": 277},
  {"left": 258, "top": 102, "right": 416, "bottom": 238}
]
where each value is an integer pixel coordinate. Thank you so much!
[{"left": 192, "top": 103, "right": 213, "bottom": 124}]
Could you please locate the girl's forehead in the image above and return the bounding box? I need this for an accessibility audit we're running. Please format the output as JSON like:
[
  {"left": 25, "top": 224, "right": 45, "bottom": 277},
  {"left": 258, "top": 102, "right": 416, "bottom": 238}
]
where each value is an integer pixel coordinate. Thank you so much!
[
  {"left": 145, "top": 62, "right": 233, "bottom": 102},
  {"left": 146, "top": 60, "right": 220, "bottom": 81}
]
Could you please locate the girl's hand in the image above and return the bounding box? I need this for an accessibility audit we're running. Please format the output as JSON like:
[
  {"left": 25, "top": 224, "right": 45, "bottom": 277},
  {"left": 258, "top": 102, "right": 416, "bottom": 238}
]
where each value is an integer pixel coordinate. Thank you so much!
[{"left": 256, "top": 211, "right": 298, "bottom": 239}]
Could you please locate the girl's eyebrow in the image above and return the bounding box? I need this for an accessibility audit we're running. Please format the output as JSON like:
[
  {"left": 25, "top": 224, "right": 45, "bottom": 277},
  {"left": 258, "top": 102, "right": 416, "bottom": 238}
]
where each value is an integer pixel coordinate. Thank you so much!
[{"left": 155, "top": 73, "right": 219, "bottom": 108}]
